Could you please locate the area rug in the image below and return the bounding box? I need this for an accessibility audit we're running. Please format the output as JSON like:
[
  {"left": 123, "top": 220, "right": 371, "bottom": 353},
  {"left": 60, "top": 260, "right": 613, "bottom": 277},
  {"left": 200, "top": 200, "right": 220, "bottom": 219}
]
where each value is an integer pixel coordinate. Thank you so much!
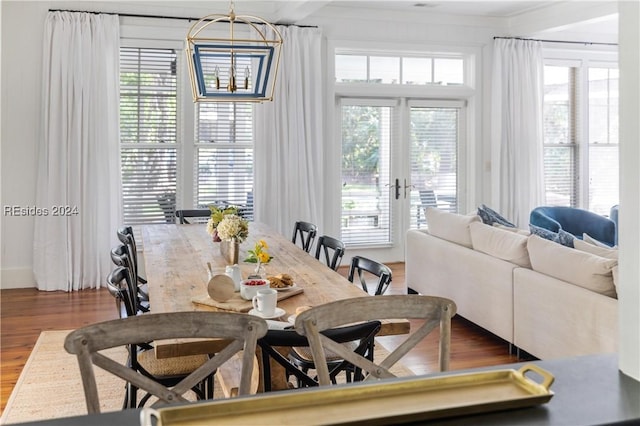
[{"left": 1, "top": 331, "right": 414, "bottom": 424}]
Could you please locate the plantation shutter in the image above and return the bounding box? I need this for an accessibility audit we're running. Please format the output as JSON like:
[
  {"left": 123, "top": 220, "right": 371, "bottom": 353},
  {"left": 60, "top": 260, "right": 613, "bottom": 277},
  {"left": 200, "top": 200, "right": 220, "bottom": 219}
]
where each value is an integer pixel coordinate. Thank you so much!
[{"left": 120, "top": 47, "right": 178, "bottom": 224}]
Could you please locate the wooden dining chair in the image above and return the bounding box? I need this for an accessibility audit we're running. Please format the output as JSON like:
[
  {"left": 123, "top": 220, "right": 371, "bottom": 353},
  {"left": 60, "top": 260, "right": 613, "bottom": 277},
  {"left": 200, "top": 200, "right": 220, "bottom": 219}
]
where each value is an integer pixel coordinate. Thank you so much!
[
  {"left": 314, "top": 235, "right": 346, "bottom": 271},
  {"left": 291, "top": 221, "right": 317, "bottom": 253},
  {"left": 294, "top": 295, "right": 456, "bottom": 386},
  {"left": 348, "top": 255, "right": 393, "bottom": 296},
  {"left": 64, "top": 311, "right": 268, "bottom": 414}
]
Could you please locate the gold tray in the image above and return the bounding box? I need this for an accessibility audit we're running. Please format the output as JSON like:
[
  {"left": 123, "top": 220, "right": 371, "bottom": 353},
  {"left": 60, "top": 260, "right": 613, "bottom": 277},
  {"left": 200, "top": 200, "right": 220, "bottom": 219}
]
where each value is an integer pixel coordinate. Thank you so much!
[{"left": 141, "top": 364, "right": 554, "bottom": 425}]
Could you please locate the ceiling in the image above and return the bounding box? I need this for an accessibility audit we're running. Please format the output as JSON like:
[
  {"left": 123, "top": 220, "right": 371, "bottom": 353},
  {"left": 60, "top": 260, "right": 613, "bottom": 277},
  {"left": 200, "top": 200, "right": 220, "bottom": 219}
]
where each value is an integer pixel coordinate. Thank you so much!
[{"left": 100, "top": 1, "right": 618, "bottom": 40}]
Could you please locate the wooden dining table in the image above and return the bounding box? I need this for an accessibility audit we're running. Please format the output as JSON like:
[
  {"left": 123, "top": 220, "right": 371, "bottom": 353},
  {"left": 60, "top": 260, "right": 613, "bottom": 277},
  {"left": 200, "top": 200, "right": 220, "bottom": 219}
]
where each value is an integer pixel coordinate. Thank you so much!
[{"left": 140, "top": 222, "right": 409, "bottom": 392}]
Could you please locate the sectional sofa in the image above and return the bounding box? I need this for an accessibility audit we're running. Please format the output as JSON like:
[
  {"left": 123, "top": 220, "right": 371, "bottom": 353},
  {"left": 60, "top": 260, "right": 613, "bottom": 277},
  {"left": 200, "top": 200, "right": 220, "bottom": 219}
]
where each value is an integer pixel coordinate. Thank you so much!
[{"left": 405, "top": 207, "right": 618, "bottom": 360}]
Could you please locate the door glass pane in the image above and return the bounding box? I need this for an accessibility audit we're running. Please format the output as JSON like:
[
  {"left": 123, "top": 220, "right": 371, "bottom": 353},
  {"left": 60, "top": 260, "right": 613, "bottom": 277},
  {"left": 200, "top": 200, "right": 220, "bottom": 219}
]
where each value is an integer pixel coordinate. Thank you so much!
[
  {"left": 588, "top": 67, "right": 619, "bottom": 215},
  {"left": 409, "top": 107, "right": 458, "bottom": 229},
  {"left": 341, "top": 105, "right": 392, "bottom": 245}
]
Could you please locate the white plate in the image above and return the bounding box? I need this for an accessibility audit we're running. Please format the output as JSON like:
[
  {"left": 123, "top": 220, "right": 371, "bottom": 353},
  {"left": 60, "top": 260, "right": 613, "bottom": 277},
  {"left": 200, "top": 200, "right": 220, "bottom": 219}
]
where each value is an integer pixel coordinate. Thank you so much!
[
  {"left": 271, "top": 282, "right": 298, "bottom": 292},
  {"left": 248, "top": 307, "right": 286, "bottom": 319}
]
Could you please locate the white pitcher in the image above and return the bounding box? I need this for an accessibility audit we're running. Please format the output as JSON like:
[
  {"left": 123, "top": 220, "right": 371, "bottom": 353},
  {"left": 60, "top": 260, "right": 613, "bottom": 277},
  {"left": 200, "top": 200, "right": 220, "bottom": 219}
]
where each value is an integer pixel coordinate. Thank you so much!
[{"left": 225, "top": 264, "right": 242, "bottom": 291}]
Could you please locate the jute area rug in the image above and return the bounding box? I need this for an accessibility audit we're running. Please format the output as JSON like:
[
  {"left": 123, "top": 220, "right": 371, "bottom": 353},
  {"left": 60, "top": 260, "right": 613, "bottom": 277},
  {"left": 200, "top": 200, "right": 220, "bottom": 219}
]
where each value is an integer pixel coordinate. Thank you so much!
[{"left": 1, "top": 331, "right": 415, "bottom": 425}]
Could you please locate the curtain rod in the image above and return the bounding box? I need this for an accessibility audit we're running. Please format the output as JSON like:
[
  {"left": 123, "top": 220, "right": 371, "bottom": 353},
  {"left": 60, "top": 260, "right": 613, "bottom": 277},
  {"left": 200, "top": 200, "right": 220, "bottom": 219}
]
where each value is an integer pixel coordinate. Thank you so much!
[
  {"left": 48, "top": 9, "right": 317, "bottom": 28},
  {"left": 493, "top": 36, "right": 617, "bottom": 47}
]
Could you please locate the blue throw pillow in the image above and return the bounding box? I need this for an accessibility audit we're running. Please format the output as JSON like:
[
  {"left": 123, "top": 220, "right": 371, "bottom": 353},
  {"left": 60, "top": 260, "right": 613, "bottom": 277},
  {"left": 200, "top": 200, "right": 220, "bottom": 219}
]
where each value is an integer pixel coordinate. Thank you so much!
[
  {"left": 529, "top": 224, "right": 575, "bottom": 248},
  {"left": 478, "top": 204, "right": 516, "bottom": 228}
]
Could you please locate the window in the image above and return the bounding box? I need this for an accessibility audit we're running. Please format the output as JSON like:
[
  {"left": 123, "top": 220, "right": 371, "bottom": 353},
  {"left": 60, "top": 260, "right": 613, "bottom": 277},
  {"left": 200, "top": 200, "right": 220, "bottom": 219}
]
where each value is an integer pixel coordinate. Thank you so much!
[
  {"left": 335, "top": 53, "right": 464, "bottom": 86},
  {"left": 119, "top": 46, "right": 255, "bottom": 225},
  {"left": 120, "top": 47, "right": 178, "bottom": 224},
  {"left": 542, "top": 62, "right": 619, "bottom": 215}
]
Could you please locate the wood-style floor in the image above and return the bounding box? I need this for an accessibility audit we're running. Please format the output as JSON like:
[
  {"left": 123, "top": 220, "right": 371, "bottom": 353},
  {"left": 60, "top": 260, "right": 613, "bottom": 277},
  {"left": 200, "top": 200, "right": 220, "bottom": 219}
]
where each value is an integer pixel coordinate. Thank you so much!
[{"left": 0, "top": 262, "right": 523, "bottom": 414}]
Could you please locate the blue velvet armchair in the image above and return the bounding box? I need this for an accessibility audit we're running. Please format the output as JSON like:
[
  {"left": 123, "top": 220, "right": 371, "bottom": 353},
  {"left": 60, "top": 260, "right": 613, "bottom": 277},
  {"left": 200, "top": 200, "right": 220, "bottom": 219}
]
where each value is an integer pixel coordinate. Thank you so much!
[{"left": 530, "top": 206, "right": 616, "bottom": 247}]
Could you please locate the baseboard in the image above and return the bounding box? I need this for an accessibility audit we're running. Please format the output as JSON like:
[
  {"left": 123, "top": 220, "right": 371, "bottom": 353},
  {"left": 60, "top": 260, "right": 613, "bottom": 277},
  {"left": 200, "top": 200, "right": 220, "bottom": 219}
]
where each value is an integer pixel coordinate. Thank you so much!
[{"left": 1, "top": 268, "right": 36, "bottom": 289}]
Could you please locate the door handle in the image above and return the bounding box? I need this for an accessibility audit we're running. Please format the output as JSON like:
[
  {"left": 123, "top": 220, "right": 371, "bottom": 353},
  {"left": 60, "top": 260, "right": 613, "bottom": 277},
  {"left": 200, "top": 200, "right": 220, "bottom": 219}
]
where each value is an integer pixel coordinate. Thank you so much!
[
  {"left": 385, "top": 179, "right": 401, "bottom": 200},
  {"left": 403, "top": 179, "right": 415, "bottom": 199}
]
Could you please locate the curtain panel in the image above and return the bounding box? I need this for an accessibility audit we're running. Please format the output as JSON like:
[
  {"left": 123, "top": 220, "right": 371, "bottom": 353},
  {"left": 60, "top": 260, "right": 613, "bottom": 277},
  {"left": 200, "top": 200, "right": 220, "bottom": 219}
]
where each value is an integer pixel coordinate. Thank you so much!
[
  {"left": 33, "top": 12, "right": 122, "bottom": 291},
  {"left": 254, "top": 26, "right": 324, "bottom": 238},
  {"left": 491, "top": 38, "right": 545, "bottom": 228}
]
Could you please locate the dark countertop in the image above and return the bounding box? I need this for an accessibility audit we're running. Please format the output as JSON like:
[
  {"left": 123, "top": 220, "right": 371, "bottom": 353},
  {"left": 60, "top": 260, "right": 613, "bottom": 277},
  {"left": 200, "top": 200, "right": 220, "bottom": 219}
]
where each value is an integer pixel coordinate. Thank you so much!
[{"left": 12, "top": 354, "right": 640, "bottom": 426}]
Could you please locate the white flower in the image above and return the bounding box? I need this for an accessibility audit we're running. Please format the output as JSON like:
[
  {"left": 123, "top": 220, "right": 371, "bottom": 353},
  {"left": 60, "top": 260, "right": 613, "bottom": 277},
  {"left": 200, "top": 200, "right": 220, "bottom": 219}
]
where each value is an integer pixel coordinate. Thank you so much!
[
  {"left": 206, "top": 218, "right": 215, "bottom": 236},
  {"left": 216, "top": 214, "right": 249, "bottom": 243}
]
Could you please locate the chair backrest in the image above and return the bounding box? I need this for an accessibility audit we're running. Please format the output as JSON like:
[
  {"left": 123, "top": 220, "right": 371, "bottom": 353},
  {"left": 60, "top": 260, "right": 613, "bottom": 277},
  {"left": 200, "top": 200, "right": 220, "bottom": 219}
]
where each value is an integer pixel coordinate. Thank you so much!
[
  {"left": 530, "top": 206, "right": 616, "bottom": 246},
  {"left": 291, "top": 221, "right": 317, "bottom": 253},
  {"left": 419, "top": 190, "right": 437, "bottom": 208},
  {"left": 116, "top": 226, "right": 143, "bottom": 280},
  {"left": 106, "top": 265, "right": 138, "bottom": 319},
  {"left": 294, "top": 295, "right": 456, "bottom": 386},
  {"left": 314, "top": 235, "right": 346, "bottom": 271},
  {"left": 175, "top": 209, "right": 211, "bottom": 224},
  {"left": 258, "top": 321, "right": 381, "bottom": 390},
  {"left": 64, "top": 312, "right": 268, "bottom": 414},
  {"left": 347, "top": 255, "right": 392, "bottom": 296}
]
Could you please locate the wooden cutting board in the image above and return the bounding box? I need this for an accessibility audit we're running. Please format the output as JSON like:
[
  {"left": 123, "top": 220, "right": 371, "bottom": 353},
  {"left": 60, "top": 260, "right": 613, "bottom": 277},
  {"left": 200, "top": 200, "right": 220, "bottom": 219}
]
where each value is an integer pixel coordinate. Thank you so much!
[{"left": 192, "top": 287, "right": 304, "bottom": 312}]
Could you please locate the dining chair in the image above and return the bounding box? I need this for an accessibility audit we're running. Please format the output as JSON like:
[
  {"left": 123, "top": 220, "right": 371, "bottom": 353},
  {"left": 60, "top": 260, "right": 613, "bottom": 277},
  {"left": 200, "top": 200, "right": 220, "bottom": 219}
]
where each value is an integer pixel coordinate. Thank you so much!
[
  {"left": 64, "top": 310, "right": 268, "bottom": 414},
  {"left": 294, "top": 295, "right": 457, "bottom": 386},
  {"left": 258, "top": 321, "right": 381, "bottom": 390},
  {"left": 348, "top": 255, "right": 393, "bottom": 296},
  {"left": 106, "top": 267, "right": 217, "bottom": 407},
  {"left": 116, "top": 226, "right": 149, "bottom": 302},
  {"left": 291, "top": 221, "right": 318, "bottom": 253},
  {"left": 110, "top": 244, "right": 150, "bottom": 313},
  {"left": 175, "top": 209, "right": 211, "bottom": 224},
  {"left": 314, "top": 235, "right": 346, "bottom": 271}
]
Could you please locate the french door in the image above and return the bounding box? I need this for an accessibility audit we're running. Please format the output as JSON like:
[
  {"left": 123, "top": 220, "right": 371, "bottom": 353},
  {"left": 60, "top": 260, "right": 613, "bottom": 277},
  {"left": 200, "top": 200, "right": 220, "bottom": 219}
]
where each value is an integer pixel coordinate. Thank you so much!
[{"left": 340, "top": 98, "right": 465, "bottom": 261}]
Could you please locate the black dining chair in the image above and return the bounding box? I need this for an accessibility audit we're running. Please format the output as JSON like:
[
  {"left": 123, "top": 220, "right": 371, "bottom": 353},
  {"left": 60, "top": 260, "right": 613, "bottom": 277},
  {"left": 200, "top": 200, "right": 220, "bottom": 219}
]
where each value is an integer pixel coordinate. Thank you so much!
[
  {"left": 110, "top": 244, "right": 150, "bottom": 313},
  {"left": 291, "top": 221, "right": 317, "bottom": 253},
  {"left": 314, "top": 235, "right": 346, "bottom": 271},
  {"left": 348, "top": 255, "right": 393, "bottom": 296},
  {"left": 258, "top": 320, "right": 381, "bottom": 390}
]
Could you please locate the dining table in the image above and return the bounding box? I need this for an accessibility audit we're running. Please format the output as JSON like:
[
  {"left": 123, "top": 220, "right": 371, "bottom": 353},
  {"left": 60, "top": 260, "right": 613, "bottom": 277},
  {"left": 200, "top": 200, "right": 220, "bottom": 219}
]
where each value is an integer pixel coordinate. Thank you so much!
[{"left": 140, "top": 222, "right": 410, "bottom": 392}]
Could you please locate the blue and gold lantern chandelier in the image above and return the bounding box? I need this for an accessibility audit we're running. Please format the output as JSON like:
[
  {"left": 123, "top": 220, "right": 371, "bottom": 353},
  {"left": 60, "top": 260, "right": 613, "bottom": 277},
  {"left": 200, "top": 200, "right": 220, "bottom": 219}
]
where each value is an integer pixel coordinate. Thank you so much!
[{"left": 186, "top": 1, "right": 283, "bottom": 102}]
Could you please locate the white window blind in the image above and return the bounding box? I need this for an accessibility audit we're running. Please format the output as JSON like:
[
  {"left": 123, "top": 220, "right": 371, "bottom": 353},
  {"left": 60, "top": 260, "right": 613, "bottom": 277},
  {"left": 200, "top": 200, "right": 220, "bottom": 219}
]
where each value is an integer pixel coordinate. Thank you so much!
[
  {"left": 120, "top": 47, "right": 178, "bottom": 224},
  {"left": 195, "top": 103, "right": 254, "bottom": 218},
  {"left": 543, "top": 65, "right": 578, "bottom": 207},
  {"left": 410, "top": 106, "right": 459, "bottom": 228}
]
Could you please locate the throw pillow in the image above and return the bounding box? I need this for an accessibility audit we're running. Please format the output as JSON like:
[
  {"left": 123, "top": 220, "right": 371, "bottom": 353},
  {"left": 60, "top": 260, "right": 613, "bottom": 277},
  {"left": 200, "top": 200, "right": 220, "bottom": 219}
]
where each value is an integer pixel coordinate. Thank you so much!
[
  {"left": 425, "top": 207, "right": 480, "bottom": 248},
  {"left": 527, "top": 235, "right": 617, "bottom": 298},
  {"left": 469, "top": 222, "right": 531, "bottom": 268},
  {"left": 574, "top": 239, "right": 618, "bottom": 260},
  {"left": 477, "top": 204, "right": 516, "bottom": 227},
  {"left": 583, "top": 233, "right": 616, "bottom": 248},
  {"left": 493, "top": 224, "right": 531, "bottom": 236},
  {"left": 529, "top": 224, "right": 575, "bottom": 248}
]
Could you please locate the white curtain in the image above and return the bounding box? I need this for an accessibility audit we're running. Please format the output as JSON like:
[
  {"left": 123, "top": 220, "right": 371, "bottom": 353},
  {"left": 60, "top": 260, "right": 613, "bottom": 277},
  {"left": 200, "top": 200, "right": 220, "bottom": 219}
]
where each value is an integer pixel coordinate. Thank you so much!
[
  {"left": 254, "top": 26, "right": 324, "bottom": 237},
  {"left": 491, "top": 38, "right": 545, "bottom": 228},
  {"left": 33, "top": 12, "right": 121, "bottom": 291}
]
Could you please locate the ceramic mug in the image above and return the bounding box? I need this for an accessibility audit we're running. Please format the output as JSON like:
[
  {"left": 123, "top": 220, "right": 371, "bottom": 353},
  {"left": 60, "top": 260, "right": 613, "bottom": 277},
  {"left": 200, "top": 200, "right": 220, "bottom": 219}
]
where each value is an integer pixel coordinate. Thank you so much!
[{"left": 252, "top": 288, "right": 277, "bottom": 317}]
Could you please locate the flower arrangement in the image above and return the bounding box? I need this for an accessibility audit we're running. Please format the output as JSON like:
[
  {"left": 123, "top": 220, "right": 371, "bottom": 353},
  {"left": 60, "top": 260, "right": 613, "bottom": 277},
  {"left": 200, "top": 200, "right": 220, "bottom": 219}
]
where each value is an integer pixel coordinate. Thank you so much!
[
  {"left": 207, "top": 206, "right": 240, "bottom": 242},
  {"left": 215, "top": 214, "right": 249, "bottom": 243},
  {"left": 245, "top": 239, "right": 273, "bottom": 264}
]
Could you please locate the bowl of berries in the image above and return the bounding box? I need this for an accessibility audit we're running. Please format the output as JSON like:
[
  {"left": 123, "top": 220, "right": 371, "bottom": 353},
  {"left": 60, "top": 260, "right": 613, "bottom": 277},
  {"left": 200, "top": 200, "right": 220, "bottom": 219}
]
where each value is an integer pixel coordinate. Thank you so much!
[{"left": 240, "top": 278, "right": 269, "bottom": 300}]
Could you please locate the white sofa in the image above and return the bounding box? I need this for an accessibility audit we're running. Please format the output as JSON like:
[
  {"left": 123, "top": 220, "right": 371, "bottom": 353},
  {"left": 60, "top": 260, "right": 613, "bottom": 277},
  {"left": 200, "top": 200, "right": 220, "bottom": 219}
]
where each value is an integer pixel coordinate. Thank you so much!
[{"left": 405, "top": 208, "right": 618, "bottom": 360}]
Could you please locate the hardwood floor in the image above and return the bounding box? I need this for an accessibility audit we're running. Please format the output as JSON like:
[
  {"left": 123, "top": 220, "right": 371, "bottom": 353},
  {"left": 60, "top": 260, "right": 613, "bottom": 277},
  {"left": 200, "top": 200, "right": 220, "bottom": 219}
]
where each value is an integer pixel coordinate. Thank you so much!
[{"left": 0, "top": 262, "right": 522, "bottom": 414}]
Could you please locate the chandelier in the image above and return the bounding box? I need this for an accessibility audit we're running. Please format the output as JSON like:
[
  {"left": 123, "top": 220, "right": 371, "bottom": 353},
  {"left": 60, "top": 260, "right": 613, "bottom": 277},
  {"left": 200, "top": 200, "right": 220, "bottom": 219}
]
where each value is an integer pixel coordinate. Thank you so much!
[{"left": 186, "top": 2, "right": 283, "bottom": 102}]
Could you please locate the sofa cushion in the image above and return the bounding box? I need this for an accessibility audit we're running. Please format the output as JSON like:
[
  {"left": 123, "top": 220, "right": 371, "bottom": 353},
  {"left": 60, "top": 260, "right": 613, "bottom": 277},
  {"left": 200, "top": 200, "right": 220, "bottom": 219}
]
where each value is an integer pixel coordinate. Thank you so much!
[
  {"left": 425, "top": 207, "right": 480, "bottom": 248},
  {"left": 583, "top": 233, "right": 616, "bottom": 248},
  {"left": 494, "top": 224, "right": 531, "bottom": 236},
  {"left": 574, "top": 238, "right": 618, "bottom": 260},
  {"left": 529, "top": 224, "right": 575, "bottom": 248},
  {"left": 477, "top": 204, "right": 516, "bottom": 227},
  {"left": 470, "top": 222, "right": 531, "bottom": 268},
  {"left": 527, "top": 235, "right": 617, "bottom": 298}
]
